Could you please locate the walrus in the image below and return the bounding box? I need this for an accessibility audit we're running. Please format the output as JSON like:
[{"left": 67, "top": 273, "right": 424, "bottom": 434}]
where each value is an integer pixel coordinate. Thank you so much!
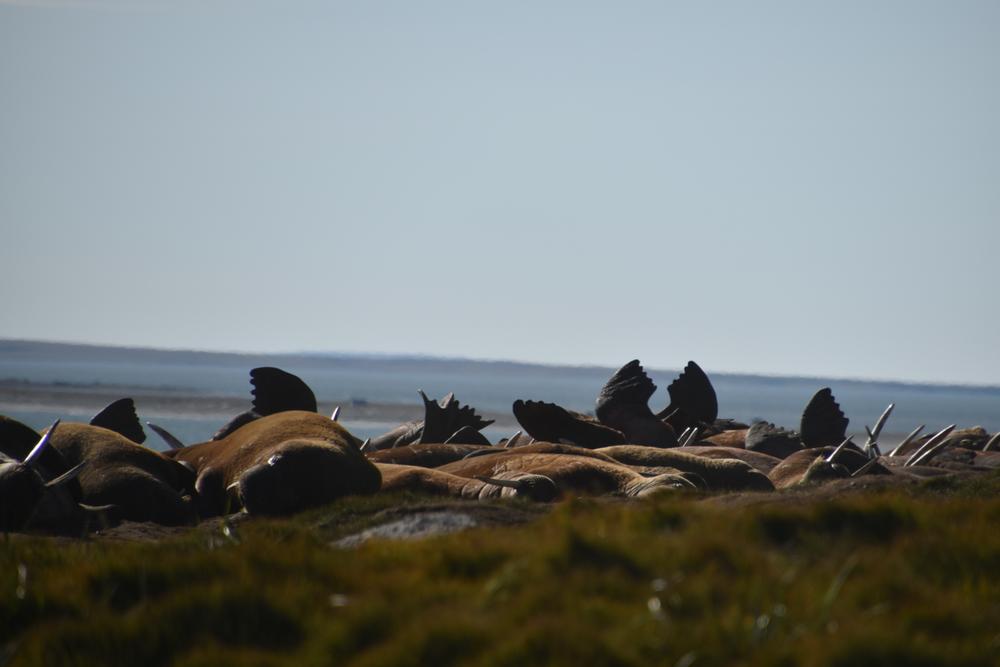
[
  {"left": 366, "top": 443, "right": 494, "bottom": 468},
  {"left": 44, "top": 404, "right": 198, "bottom": 526},
  {"left": 368, "top": 391, "right": 494, "bottom": 450},
  {"left": 595, "top": 360, "right": 678, "bottom": 447},
  {"left": 171, "top": 411, "right": 380, "bottom": 516},
  {"left": 375, "top": 463, "right": 558, "bottom": 501},
  {"left": 436, "top": 448, "right": 696, "bottom": 497},
  {"left": 0, "top": 420, "right": 89, "bottom": 533},
  {"left": 596, "top": 445, "right": 775, "bottom": 492}
]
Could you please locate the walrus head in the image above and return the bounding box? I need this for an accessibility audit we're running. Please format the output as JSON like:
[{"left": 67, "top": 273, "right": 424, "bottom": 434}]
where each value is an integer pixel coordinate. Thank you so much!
[
  {"left": 231, "top": 438, "right": 381, "bottom": 516},
  {"left": 0, "top": 422, "right": 85, "bottom": 532}
]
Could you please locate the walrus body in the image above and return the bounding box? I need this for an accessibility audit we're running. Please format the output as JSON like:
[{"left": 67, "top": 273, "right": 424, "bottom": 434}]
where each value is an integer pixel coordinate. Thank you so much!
[
  {"left": 375, "top": 463, "right": 557, "bottom": 501},
  {"left": 438, "top": 450, "right": 695, "bottom": 497},
  {"left": 596, "top": 445, "right": 775, "bottom": 491},
  {"left": 366, "top": 443, "right": 493, "bottom": 468},
  {"left": 172, "top": 411, "right": 380, "bottom": 516},
  {"left": 47, "top": 422, "right": 196, "bottom": 525}
]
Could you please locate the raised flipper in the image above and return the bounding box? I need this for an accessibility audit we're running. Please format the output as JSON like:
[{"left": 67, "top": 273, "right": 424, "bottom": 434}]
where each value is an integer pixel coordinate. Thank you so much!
[
  {"left": 595, "top": 360, "right": 657, "bottom": 422},
  {"left": 90, "top": 398, "right": 146, "bottom": 444},
  {"left": 211, "top": 411, "right": 260, "bottom": 441},
  {"left": 513, "top": 399, "right": 625, "bottom": 448},
  {"left": 250, "top": 367, "right": 318, "bottom": 415},
  {"left": 656, "top": 361, "right": 719, "bottom": 430},
  {"left": 418, "top": 391, "right": 494, "bottom": 444},
  {"left": 444, "top": 425, "right": 492, "bottom": 447},
  {"left": 595, "top": 361, "right": 678, "bottom": 446},
  {"left": 745, "top": 421, "right": 803, "bottom": 459},
  {"left": 799, "top": 388, "right": 849, "bottom": 448},
  {"left": 250, "top": 366, "right": 317, "bottom": 417}
]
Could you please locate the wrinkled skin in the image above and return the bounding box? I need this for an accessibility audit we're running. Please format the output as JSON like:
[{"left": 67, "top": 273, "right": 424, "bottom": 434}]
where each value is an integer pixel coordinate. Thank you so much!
[
  {"left": 376, "top": 463, "right": 558, "bottom": 502},
  {"left": 47, "top": 423, "right": 197, "bottom": 526},
  {"left": 366, "top": 443, "right": 493, "bottom": 468},
  {"left": 438, "top": 449, "right": 695, "bottom": 497},
  {"left": 172, "top": 411, "right": 381, "bottom": 516},
  {"left": 596, "top": 445, "right": 775, "bottom": 492},
  {"left": 768, "top": 446, "right": 889, "bottom": 489}
]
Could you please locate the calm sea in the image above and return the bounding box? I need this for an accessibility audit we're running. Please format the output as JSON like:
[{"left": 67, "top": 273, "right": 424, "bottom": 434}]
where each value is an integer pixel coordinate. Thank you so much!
[{"left": 1, "top": 342, "right": 998, "bottom": 449}]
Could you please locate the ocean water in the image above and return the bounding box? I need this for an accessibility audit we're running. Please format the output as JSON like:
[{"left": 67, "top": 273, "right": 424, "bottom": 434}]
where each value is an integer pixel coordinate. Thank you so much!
[{"left": 1, "top": 343, "right": 998, "bottom": 449}]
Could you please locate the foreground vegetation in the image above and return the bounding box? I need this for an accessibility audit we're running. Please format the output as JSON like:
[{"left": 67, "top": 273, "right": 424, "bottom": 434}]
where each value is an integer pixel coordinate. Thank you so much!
[{"left": 3, "top": 474, "right": 999, "bottom": 667}]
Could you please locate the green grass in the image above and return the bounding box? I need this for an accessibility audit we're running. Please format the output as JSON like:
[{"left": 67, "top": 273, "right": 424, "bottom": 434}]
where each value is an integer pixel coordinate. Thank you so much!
[{"left": 3, "top": 474, "right": 1000, "bottom": 666}]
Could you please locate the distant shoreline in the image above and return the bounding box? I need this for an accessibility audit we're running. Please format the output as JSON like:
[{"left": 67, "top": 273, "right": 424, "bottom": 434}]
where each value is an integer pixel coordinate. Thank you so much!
[
  {"left": 2, "top": 338, "right": 998, "bottom": 392},
  {"left": 0, "top": 377, "right": 518, "bottom": 431}
]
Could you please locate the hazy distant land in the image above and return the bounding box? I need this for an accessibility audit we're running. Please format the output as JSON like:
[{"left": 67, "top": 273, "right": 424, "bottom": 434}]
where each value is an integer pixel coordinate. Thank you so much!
[{"left": 1, "top": 339, "right": 998, "bottom": 447}]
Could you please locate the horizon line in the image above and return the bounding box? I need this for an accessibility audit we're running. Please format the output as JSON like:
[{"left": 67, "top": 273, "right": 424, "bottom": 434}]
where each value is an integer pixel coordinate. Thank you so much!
[{"left": 3, "top": 336, "right": 999, "bottom": 392}]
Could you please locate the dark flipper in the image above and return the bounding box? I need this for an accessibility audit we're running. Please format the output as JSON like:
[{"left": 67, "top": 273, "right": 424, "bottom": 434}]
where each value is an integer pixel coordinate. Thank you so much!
[
  {"left": 90, "top": 398, "right": 146, "bottom": 444},
  {"left": 744, "top": 421, "right": 803, "bottom": 459},
  {"left": 418, "top": 391, "right": 494, "bottom": 444},
  {"left": 595, "top": 360, "right": 657, "bottom": 423},
  {"left": 513, "top": 399, "right": 625, "bottom": 448},
  {"left": 250, "top": 367, "right": 318, "bottom": 415},
  {"left": 657, "top": 361, "right": 718, "bottom": 430},
  {"left": 368, "top": 421, "right": 424, "bottom": 450},
  {"left": 444, "top": 425, "right": 492, "bottom": 447},
  {"left": 212, "top": 411, "right": 260, "bottom": 441},
  {"left": 595, "top": 360, "right": 677, "bottom": 446},
  {"left": 799, "top": 388, "right": 849, "bottom": 448}
]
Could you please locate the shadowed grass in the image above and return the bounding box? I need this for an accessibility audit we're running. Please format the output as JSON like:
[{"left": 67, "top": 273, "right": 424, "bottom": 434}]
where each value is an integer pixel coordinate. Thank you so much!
[{"left": 2, "top": 474, "right": 1000, "bottom": 666}]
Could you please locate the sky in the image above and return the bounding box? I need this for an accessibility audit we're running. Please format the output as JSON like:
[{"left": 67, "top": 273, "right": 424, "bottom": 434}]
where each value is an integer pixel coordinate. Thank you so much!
[{"left": 1, "top": 0, "right": 998, "bottom": 385}]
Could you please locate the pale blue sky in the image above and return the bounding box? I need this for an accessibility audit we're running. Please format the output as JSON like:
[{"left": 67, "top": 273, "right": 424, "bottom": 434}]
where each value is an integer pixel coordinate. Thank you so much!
[{"left": 2, "top": 1, "right": 998, "bottom": 384}]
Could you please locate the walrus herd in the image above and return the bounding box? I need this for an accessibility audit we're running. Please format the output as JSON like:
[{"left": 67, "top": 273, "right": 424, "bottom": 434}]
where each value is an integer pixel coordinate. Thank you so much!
[{"left": 2, "top": 360, "right": 998, "bottom": 534}]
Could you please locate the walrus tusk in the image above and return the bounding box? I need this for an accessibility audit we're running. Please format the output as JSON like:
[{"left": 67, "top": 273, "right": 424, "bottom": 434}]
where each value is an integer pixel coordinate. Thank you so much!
[
  {"left": 850, "top": 457, "right": 881, "bottom": 477},
  {"left": 146, "top": 422, "right": 185, "bottom": 450},
  {"left": 359, "top": 438, "right": 371, "bottom": 453},
  {"left": 889, "top": 425, "right": 925, "bottom": 457},
  {"left": 331, "top": 406, "right": 341, "bottom": 422},
  {"left": 682, "top": 427, "right": 701, "bottom": 447},
  {"left": 44, "top": 461, "right": 86, "bottom": 488},
  {"left": 864, "top": 403, "right": 894, "bottom": 457},
  {"left": 474, "top": 475, "right": 524, "bottom": 491},
  {"left": 904, "top": 425, "right": 956, "bottom": 467},
  {"left": 908, "top": 425, "right": 960, "bottom": 467},
  {"left": 23, "top": 420, "right": 60, "bottom": 466},
  {"left": 983, "top": 432, "right": 1000, "bottom": 452},
  {"left": 825, "top": 436, "right": 854, "bottom": 463},
  {"left": 504, "top": 430, "right": 524, "bottom": 448},
  {"left": 677, "top": 427, "right": 691, "bottom": 444}
]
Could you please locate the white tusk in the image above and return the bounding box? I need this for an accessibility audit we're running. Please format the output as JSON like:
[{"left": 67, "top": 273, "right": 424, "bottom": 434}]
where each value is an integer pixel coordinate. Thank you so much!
[
  {"left": 904, "top": 425, "right": 956, "bottom": 467},
  {"left": 909, "top": 437, "right": 955, "bottom": 467},
  {"left": 677, "top": 427, "right": 691, "bottom": 444},
  {"left": 146, "top": 422, "right": 185, "bottom": 450},
  {"left": 504, "top": 430, "right": 523, "bottom": 448},
  {"left": 867, "top": 404, "right": 894, "bottom": 444},
  {"left": 889, "top": 425, "right": 925, "bottom": 457},
  {"left": 44, "top": 461, "right": 86, "bottom": 488},
  {"left": 850, "top": 457, "right": 881, "bottom": 478},
  {"left": 331, "top": 406, "right": 341, "bottom": 422},
  {"left": 682, "top": 427, "right": 701, "bottom": 447},
  {"left": 826, "top": 436, "right": 854, "bottom": 463},
  {"left": 360, "top": 438, "right": 371, "bottom": 453},
  {"left": 983, "top": 432, "right": 1000, "bottom": 452},
  {"left": 24, "top": 420, "right": 60, "bottom": 466},
  {"left": 474, "top": 475, "right": 523, "bottom": 490},
  {"left": 863, "top": 403, "right": 893, "bottom": 459}
]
